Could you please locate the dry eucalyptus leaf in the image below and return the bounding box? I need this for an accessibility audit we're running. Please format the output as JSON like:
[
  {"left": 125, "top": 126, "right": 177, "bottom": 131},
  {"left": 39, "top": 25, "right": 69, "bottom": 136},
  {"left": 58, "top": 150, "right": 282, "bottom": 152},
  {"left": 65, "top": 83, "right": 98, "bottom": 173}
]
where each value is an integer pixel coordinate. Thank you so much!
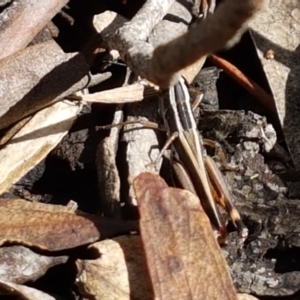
[
  {"left": 133, "top": 172, "right": 238, "bottom": 300},
  {"left": 0, "top": 280, "right": 55, "bottom": 300},
  {"left": 0, "top": 199, "right": 138, "bottom": 251},
  {"left": 0, "top": 246, "right": 68, "bottom": 284},
  {"left": 76, "top": 235, "right": 153, "bottom": 300},
  {"left": 250, "top": 1, "right": 300, "bottom": 168},
  {"left": 0, "top": 100, "right": 80, "bottom": 195}
]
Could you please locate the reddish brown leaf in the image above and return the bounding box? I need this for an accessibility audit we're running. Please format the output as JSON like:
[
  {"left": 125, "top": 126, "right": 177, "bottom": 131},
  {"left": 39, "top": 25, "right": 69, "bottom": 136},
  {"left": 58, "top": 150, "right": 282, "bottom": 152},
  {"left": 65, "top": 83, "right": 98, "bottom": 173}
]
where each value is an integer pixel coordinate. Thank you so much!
[
  {"left": 133, "top": 172, "right": 238, "bottom": 300},
  {"left": 0, "top": 199, "right": 138, "bottom": 251}
]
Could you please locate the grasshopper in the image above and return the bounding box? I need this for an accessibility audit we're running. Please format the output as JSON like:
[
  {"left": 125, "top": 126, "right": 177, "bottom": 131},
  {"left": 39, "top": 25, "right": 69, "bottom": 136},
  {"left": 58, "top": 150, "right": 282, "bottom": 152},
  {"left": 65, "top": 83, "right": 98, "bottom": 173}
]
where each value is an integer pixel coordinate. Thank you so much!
[{"left": 159, "top": 76, "right": 248, "bottom": 242}]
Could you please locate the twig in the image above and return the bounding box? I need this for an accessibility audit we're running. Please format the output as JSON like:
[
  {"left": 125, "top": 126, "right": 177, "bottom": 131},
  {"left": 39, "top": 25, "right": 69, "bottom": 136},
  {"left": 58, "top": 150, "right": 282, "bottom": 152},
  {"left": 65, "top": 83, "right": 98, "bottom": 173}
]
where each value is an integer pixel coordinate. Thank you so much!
[
  {"left": 109, "top": 0, "right": 266, "bottom": 88},
  {"left": 72, "top": 83, "right": 158, "bottom": 104},
  {"left": 209, "top": 54, "right": 276, "bottom": 113}
]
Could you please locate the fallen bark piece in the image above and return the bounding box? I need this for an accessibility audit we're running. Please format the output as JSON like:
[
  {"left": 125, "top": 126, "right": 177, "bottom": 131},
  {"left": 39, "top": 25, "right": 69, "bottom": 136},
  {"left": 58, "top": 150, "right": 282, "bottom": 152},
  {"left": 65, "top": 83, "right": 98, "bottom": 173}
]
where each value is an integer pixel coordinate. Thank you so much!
[
  {"left": 0, "top": 198, "right": 138, "bottom": 251},
  {"left": 0, "top": 0, "right": 68, "bottom": 60},
  {"left": 133, "top": 172, "right": 238, "bottom": 300},
  {"left": 0, "top": 246, "right": 68, "bottom": 284},
  {"left": 0, "top": 280, "right": 55, "bottom": 300},
  {"left": 0, "top": 100, "right": 80, "bottom": 195},
  {"left": 76, "top": 236, "right": 153, "bottom": 300}
]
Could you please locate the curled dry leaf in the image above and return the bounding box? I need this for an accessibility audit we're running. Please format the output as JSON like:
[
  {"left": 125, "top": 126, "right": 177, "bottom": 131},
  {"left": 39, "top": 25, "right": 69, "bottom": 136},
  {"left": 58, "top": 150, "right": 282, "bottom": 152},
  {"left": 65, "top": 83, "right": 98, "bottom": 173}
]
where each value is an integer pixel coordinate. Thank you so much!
[
  {"left": 0, "top": 199, "right": 138, "bottom": 251},
  {"left": 133, "top": 172, "right": 238, "bottom": 300},
  {"left": 76, "top": 236, "right": 153, "bottom": 300},
  {"left": 0, "top": 280, "right": 55, "bottom": 300},
  {"left": 0, "top": 245, "right": 68, "bottom": 284}
]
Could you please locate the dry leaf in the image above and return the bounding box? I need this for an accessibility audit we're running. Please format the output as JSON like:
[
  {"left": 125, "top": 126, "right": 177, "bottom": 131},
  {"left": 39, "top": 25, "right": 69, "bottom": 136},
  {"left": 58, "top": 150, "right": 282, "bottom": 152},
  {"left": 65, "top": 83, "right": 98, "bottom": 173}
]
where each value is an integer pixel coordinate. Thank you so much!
[
  {"left": 0, "top": 280, "right": 55, "bottom": 300},
  {"left": 0, "top": 199, "right": 138, "bottom": 251},
  {"left": 0, "top": 246, "right": 68, "bottom": 284},
  {"left": 76, "top": 236, "right": 153, "bottom": 300},
  {"left": 0, "top": 100, "right": 80, "bottom": 195},
  {"left": 133, "top": 172, "right": 238, "bottom": 300}
]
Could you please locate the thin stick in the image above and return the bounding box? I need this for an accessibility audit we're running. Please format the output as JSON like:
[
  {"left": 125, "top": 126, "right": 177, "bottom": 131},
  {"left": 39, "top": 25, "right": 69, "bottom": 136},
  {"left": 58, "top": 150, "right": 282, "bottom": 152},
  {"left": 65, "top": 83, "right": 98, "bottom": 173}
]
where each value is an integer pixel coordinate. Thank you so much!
[{"left": 209, "top": 54, "right": 276, "bottom": 113}]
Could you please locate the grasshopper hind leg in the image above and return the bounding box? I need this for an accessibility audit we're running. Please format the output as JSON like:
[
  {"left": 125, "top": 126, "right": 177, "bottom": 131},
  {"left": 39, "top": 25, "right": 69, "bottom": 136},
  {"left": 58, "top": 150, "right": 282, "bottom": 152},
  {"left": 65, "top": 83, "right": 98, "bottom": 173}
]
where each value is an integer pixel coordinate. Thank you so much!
[{"left": 204, "top": 155, "right": 248, "bottom": 244}]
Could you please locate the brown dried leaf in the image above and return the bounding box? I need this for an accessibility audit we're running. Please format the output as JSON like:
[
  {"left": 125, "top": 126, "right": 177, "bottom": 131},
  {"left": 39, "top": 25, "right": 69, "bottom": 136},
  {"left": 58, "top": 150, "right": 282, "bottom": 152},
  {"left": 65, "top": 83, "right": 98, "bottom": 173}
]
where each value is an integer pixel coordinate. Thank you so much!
[
  {"left": 133, "top": 172, "right": 238, "bottom": 300},
  {"left": 0, "top": 246, "right": 68, "bottom": 284},
  {"left": 0, "top": 199, "right": 138, "bottom": 251},
  {"left": 0, "top": 280, "right": 55, "bottom": 300},
  {"left": 76, "top": 236, "right": 153, "bottom": 300}
]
